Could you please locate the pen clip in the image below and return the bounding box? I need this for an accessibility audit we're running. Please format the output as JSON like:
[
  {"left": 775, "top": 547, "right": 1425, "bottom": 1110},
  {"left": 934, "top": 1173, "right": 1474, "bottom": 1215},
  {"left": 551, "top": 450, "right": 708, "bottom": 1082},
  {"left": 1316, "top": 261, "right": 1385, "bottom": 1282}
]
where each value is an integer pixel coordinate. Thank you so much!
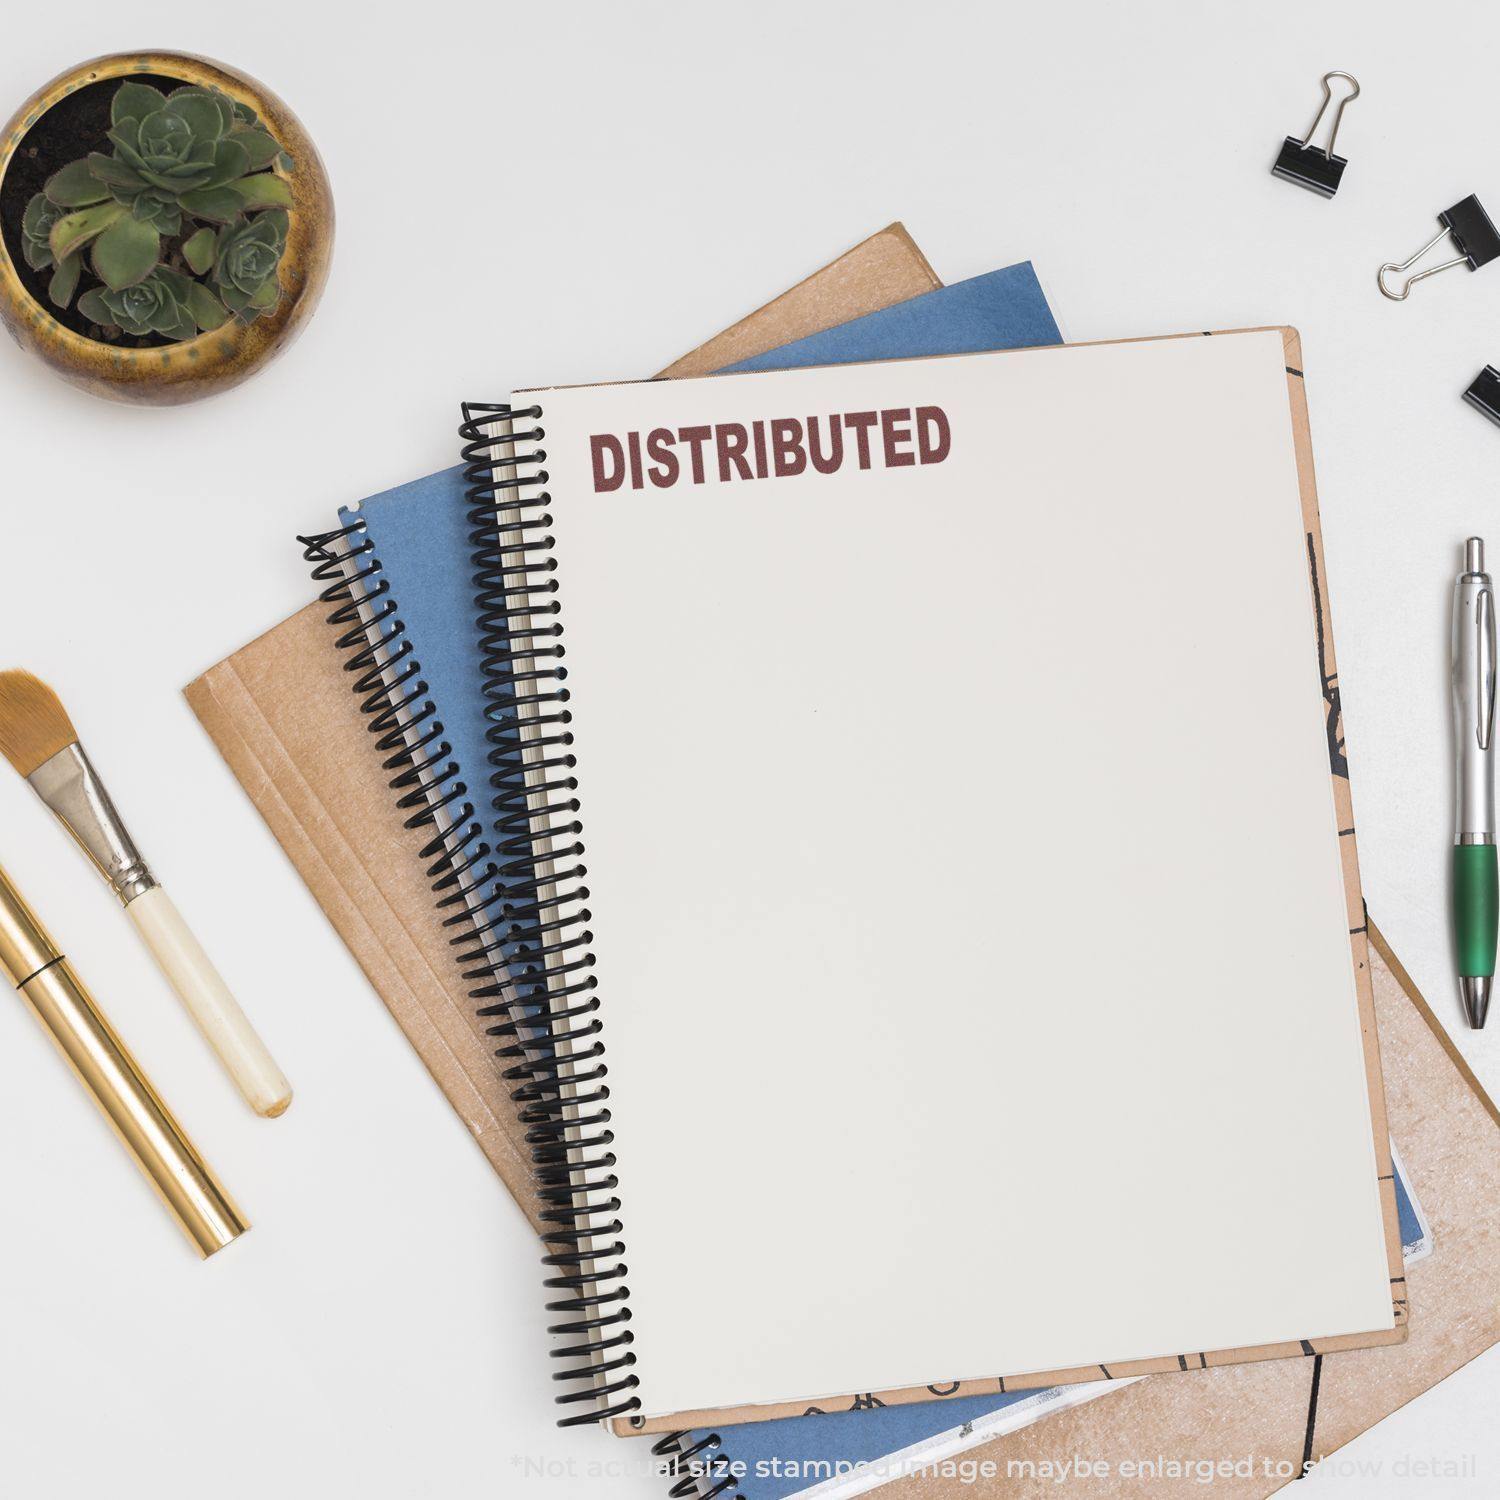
[{"left": 1476, "top": 587, "right": 1496, "bottom": 751}]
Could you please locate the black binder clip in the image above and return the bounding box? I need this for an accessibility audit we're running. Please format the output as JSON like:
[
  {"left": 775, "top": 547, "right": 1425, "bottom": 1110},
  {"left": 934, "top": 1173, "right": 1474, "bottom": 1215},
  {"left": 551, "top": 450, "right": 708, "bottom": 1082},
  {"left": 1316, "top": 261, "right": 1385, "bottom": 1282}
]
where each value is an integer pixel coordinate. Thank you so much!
[
  {"left": 1464, "top": 367, "right": 1500, "bottom": 429},
  {"left": 1379, "top": 196, "right": 1500, "bottom": 300},
  {"left": 1272, "top": 71, "right": 1360, "bottom": 198}
]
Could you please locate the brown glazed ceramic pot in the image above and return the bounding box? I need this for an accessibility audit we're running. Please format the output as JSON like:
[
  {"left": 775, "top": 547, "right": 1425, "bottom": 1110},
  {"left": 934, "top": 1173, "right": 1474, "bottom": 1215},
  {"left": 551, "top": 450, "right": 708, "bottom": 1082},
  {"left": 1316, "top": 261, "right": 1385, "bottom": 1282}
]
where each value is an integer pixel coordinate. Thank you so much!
[{"left": 0, "top": 52, "right": 332, "bottom": 404}]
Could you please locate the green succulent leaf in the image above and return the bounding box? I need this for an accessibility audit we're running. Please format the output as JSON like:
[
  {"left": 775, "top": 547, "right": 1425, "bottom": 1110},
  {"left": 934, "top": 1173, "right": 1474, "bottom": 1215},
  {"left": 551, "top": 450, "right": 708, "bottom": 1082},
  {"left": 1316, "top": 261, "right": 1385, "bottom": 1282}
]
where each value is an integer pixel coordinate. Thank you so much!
[
  {"left": 49, "top": 201, "right": 126, "bottom": 263},
  {"left": 111, "top": 81, "right": 167, "bottom": 127},
  {"left": 231, "top": 128, "right": 281, "bottom": 172},
  {"left": 139, "top": 166, "right": 195, "bottom": 192},
  {"left": 88, "top": 151, "right": 146, "bottom": 189},
  {"left": 230, "top": 98, "right": 258, "bottom": 127},
  {"left": 248, "top": 276, "right": 280, "bottom": 312},
  {"left": 165, "top": 90, "right": 227, "bottom": 144},
  {"left": 276, "top": 151, "right": 295, "bottom": 174},
  {"left": 128, "top": 192, "right": 182, "bottom": 235},
  {"left": 182, "top": 86, "right": 238, "bottom": 136},
  {"left": 226, "top": 172, "right": 293, "bottom": 211},
  {"left": 91, "top": 212, "right": 162, "bottom": 290},
  {"left": 177, "top": 186, "right": 243, "bottom": 222},
  {"left": 107, "top": 124, "right": 149, "bottom": 175},
  {"left": 47, "top": 251, "right": 82, "bottom": 309},
  {"left": 185, "top": 280, "right": 230, "bottom": 330},
  {"left": 153, "top": 266, "right": 198, "bottom": 336},
  {"left": 182, "top": 226, "right": 217, "bottom": 275},
  {"left": 77, "top": 287, "right": 114, "bottom": 326},
  {"left": 201, "top": 138, "right": 251, "bottom": 191},
  {"left": 149, "top": 145, "right": 216, "bottom": 184},
  {"left": 44, "top": 158, "right": 110, "bottom": 208}
]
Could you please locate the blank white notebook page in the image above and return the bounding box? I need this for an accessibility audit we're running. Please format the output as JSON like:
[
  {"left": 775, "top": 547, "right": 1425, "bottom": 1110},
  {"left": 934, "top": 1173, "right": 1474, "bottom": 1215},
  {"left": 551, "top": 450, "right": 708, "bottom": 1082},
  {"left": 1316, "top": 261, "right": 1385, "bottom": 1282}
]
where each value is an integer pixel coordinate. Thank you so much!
[{"left": 512, "top": 330, "right": 1393, "bottom": 1420}]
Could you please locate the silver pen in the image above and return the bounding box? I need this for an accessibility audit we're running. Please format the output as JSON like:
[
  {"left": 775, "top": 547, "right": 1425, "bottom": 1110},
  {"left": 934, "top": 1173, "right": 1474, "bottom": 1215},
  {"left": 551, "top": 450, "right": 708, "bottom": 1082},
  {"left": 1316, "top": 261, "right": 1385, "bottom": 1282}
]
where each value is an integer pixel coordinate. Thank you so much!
[{"left": 1452, "top": 537, "right": 1496, "bottom": 1028}]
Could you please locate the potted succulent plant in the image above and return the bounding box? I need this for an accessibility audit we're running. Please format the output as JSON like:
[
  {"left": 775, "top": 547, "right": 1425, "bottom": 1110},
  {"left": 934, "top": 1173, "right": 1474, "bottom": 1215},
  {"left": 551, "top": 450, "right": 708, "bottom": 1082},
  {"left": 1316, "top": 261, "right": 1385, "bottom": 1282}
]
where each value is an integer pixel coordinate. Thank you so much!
[{"left": 0, "top": 53, "right": 332, "bottom": 404}]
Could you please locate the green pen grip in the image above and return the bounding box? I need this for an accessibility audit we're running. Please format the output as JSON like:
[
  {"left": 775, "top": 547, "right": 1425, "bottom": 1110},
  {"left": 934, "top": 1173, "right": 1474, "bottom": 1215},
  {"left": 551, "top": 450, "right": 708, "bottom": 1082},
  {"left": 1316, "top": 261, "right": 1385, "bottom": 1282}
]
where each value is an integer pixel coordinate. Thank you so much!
[{"left": 1453, "top": 844, "right": 1499, "bottom": 977}]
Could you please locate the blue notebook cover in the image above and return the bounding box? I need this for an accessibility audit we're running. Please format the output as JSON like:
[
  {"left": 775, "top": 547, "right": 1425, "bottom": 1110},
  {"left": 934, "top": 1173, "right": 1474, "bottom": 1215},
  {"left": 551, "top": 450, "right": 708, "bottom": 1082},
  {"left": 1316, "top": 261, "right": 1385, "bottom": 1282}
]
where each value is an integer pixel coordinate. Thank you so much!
[
  {"left": 328, "top": 263, "right": 1430, "bottom": 1499},
  {"left": 718, "top": 260, "right": 1060, "bottom": 374},
  {"left": 687, "top": 1387, "right": 1094, "bottom": 1500}
]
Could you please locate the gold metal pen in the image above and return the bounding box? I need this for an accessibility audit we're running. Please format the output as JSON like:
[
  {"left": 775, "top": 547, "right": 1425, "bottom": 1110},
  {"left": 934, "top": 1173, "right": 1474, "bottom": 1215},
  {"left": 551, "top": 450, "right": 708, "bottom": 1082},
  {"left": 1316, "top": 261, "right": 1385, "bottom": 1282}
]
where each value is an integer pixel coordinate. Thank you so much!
[{"left": 0, "top": 860, "right": 248, "bottom": 1257}]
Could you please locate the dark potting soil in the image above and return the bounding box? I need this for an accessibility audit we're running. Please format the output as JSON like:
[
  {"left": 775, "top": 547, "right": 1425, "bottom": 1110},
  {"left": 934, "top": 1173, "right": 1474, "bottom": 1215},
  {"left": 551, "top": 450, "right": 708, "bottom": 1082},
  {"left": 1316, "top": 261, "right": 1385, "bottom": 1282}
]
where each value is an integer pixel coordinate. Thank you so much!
[{"left": 0, "top": 73, "right": 189, "bottom": 346}]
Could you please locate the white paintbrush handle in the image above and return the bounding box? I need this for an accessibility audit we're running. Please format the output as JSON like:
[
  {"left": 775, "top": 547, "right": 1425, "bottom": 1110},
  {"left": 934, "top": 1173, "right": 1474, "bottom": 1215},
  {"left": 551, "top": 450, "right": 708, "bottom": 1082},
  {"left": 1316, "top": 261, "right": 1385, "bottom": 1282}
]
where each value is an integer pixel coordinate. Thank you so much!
[{"left": 125, "top": 886, "right": 292, "bottom": 1118}]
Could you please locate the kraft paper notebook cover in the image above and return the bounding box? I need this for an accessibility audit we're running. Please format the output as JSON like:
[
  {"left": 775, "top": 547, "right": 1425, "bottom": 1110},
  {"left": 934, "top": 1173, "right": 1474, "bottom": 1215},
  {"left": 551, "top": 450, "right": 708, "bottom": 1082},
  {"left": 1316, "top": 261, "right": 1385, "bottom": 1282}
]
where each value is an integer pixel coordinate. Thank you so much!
[
  {"left": 186, "top": 223, "right": 940, "bottom": 1228},
  {"left": 655, "top": 224, "right": 938, "bottom": 379},
  {"left": 441, "top": 327, "right": 1404, "bottom": 1434}
]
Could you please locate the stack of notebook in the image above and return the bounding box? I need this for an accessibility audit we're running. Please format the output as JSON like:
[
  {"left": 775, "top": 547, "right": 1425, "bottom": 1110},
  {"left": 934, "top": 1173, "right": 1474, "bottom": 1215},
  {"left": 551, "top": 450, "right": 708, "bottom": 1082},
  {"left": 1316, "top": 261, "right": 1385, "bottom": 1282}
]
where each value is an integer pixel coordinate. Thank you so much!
[{"left": 187, "top": 227, "right": 1500, "bottom": 1499}]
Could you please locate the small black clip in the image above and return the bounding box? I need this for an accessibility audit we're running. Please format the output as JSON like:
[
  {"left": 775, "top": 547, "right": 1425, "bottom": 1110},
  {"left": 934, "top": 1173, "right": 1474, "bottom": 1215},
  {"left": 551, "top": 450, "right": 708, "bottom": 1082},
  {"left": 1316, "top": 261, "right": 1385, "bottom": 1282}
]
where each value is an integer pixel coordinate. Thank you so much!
[
  {"left": 1272, "top": 72, "right": 1360, "bottom": 198},
  {"left": 1464, "top": 367, "right": 1500, "bottom": 429},
  {"left": 1379, "top": 196, "right": 1500, "bottom": 300}
]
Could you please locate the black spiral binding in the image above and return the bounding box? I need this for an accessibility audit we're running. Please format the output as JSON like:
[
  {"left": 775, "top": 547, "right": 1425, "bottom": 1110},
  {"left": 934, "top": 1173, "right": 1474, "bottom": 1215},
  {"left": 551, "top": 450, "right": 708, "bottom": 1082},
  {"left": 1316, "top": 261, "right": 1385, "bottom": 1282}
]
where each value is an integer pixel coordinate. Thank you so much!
[
  {"left": 296, "top": 407, "right": 646, "bottom": 1432},
  {"left": 460, "top": 405, "right": 744, "bottom": 1497},
  {"left": 651, "top": 1432, "right": 741, "bottom": 1500},
  {"left": 297, "top": 518, "right": 494, "bottom": 896},
  {"left": 456, "top": 400, "right": 654, "bottom": 1425},
  {"left": 296, "top": 411, "right": 748, "bottom": 1485}
]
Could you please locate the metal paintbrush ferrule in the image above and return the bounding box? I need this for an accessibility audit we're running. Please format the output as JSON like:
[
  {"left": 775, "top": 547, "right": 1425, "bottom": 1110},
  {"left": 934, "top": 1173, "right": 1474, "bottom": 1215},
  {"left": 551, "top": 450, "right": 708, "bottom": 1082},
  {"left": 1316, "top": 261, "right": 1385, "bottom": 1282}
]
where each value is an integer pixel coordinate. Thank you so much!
[{"left": 27, "top": 742, "right": 158, "bottom": 905}]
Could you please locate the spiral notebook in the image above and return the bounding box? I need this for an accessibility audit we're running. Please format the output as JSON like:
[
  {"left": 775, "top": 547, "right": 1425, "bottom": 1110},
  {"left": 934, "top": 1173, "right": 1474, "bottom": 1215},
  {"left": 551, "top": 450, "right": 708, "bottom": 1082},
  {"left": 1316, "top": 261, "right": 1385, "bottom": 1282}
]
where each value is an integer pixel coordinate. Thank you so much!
[
  {"left": 274, "top": 262, "right": 1429, "bottom": 1490},
  {"left": 433, "top": 328, "right": 1406, "bottom": 1434},
  {"left": 184, "top": 232, "right": 1497, "bottom": 1487},
  {"left": 184, "top": 234, "right": 1488, "bottom": 1488}
]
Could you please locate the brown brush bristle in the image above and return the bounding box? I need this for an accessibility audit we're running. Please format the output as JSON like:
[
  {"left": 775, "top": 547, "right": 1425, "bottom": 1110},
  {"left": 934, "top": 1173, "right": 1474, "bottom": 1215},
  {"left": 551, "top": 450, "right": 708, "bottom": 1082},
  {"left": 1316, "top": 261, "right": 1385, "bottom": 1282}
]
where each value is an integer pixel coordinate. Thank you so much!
[{"left": 0, "top": 671, "right": 80, "bottom": 778}]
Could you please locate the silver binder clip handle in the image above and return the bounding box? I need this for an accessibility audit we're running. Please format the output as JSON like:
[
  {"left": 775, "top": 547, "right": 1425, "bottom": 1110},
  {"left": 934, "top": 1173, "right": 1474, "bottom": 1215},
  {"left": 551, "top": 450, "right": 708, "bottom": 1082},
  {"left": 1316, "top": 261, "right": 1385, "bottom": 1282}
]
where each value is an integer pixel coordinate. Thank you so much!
[
  {"left": 1300, "top": 71, "right": 1360, "bottom": 157},
  {"left": 1378, "top": 226, "right": 1466, "bottom": 301}
]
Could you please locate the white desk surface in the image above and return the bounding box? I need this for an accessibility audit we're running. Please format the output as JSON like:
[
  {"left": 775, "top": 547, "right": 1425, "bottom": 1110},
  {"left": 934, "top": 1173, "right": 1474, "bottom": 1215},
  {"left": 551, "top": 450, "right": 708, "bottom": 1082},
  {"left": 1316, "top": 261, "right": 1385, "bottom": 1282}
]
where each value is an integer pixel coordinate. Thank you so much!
[{"left": 0, "top": 2, "right": 1494, "bottom": 1495}]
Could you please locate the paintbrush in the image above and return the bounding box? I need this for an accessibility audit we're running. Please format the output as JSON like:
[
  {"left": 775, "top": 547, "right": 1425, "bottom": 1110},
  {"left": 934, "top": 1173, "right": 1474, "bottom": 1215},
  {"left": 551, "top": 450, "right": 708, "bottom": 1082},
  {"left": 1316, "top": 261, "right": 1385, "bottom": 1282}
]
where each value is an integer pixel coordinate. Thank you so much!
[{"left": 0, "top": 670, "right": 292, "bottom": 1117}]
